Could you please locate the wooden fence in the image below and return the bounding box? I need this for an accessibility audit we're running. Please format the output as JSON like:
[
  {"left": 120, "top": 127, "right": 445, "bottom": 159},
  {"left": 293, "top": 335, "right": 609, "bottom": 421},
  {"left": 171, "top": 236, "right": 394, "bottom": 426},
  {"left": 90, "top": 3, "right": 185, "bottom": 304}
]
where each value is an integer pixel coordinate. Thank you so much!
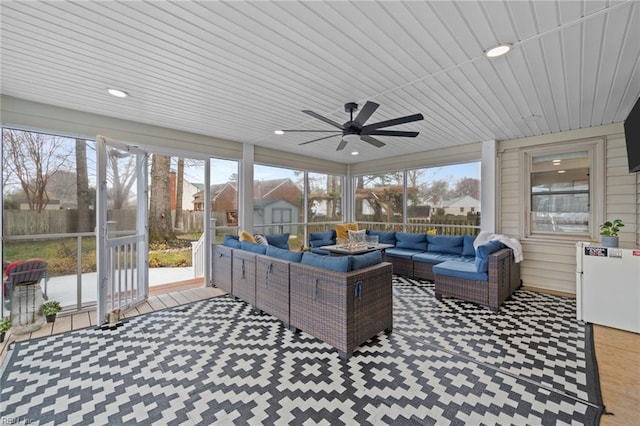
[{"left": 3, "top": 209, "right": 222, "bottom": 236}]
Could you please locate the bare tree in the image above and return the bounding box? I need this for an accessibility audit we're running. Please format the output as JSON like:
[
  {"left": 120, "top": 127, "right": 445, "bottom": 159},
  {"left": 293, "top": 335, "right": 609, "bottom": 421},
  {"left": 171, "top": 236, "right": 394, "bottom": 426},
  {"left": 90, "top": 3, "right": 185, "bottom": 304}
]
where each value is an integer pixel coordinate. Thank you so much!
[
  {"left": 426, "top": 179, "right": 451, "bottom": 209},
  {"left": 106, "top": 147, "right": 136, "bottom": 209},
  {"left": 2, "top": 129, "right": 74, "bottom": 211},
  {"left": 76, "top": 139, "right": 91, "bottom": 232},
  {"left": 149, "top": 154, "right": 176, "bottom": 242},
  {"left": 452, "top": 177, "right": 480, "bottom": 200}
]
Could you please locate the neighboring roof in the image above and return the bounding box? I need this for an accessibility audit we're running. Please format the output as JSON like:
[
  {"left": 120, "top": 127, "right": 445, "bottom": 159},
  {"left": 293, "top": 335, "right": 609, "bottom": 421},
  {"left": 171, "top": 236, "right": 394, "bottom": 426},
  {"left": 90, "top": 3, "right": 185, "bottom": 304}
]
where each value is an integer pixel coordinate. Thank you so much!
[
  {"left": 440, "top": 195, "right": 480, "bottom": 208},
  {"left": 253, "top": 198, "right": 297, "bottom": 209}
]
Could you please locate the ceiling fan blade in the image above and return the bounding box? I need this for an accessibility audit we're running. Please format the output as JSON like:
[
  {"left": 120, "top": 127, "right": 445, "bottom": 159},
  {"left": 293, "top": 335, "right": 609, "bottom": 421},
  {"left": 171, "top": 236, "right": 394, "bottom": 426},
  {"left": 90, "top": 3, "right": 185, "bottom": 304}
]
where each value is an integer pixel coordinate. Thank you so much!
[
  {"left": 361, "top": 113, "right": 424, "bottom": 132},
  {"left": 302, "top": 110, "right": 345, "bottom": 129},
  {"left": 351, "top": 101, "right": 379, "bottom": 129},
  {"left": 298, "top": 134, "right": 341, "bottom": 145},
  {"left": 281, "top": 130, "right": 342, "bottom": 133},
  {"left": 336, "top": 139, "right": 348, "bottom": 151},
  {"left": 365, "top": 130, "right": 419, "bottom": 137},
  {"left": 361, "top": 135, "right": 386, "bottom": 148}
]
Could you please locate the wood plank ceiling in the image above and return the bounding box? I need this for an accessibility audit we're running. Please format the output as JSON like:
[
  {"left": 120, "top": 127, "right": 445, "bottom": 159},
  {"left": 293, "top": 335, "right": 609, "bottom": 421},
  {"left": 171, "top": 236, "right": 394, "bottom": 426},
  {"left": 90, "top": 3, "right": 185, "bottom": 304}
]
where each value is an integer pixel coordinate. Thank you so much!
[{"left": 1, "top": 1, "right": 639, "bottom": 164}]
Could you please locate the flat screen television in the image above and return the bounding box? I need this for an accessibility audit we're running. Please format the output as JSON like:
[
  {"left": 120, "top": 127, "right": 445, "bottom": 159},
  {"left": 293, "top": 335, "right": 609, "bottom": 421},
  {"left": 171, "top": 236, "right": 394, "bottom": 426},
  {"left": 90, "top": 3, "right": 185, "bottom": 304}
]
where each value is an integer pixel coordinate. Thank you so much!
[{"left": 624, "top": 96, "right": 640, "bottom": 173}]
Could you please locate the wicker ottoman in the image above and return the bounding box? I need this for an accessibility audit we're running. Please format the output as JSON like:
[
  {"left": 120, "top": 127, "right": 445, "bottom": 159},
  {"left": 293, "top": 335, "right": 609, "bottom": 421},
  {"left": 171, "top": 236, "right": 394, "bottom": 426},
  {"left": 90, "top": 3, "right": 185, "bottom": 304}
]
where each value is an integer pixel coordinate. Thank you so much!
[
  {"left": 289, "top": 262, "right": 393, "bottom": 359},
  {"left": 232, "top": 250, "right": 258, "bottom": 306},
  {"left": 256, "top": 255, "right": 291, "bottom": 327}
]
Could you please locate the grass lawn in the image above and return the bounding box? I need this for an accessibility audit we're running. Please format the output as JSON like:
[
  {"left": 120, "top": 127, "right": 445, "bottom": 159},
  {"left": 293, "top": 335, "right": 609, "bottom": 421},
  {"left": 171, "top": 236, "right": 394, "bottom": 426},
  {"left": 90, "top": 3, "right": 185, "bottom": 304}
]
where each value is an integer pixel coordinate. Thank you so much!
[{"left": 3, "top": 233, "right": 201, "bottom": 276}]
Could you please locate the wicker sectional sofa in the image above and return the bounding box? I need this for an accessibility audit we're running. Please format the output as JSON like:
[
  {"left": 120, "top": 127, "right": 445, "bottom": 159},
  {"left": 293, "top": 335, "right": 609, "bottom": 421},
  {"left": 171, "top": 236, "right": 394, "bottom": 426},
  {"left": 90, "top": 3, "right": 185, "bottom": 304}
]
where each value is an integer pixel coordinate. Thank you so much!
[
  {"left": 212, "top": 237, "right": 393, "bottom": 359},
  {"left": 308, "top": 229, "right": 521, "bottom": 312},
  {"left": 374, "top": 231, "right": 521, "bottom": 312}
]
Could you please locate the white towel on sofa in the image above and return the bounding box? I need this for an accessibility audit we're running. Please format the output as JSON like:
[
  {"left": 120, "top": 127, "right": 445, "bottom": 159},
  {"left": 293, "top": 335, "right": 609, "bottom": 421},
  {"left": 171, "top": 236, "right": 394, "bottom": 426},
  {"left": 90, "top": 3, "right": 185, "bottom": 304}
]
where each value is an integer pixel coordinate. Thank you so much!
[{"left": 473, "top": 231, "right": 524, "bottom": 263}]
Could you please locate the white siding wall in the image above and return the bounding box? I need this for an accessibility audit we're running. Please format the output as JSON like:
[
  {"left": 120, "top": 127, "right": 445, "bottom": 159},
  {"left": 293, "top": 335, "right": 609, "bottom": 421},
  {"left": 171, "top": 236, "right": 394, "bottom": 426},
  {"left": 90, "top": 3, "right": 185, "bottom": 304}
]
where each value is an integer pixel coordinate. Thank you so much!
[{"left": 498, "top": 123, "right": 638, "bottom": 294}]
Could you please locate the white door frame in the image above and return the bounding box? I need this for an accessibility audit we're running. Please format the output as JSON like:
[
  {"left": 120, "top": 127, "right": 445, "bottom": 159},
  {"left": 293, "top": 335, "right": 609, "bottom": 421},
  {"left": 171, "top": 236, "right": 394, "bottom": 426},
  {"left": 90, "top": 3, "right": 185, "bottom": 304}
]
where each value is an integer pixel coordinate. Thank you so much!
[{"left": 96, "top": 136, "right": 149, "bottom": 325}]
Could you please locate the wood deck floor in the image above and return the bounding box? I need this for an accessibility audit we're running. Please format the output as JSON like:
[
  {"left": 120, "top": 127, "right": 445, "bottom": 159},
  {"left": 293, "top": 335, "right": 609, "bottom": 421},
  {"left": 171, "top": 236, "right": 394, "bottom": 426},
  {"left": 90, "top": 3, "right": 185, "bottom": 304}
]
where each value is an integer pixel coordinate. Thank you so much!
[{"left": 1, "top": 283, "right": 638, "bottom": 424}]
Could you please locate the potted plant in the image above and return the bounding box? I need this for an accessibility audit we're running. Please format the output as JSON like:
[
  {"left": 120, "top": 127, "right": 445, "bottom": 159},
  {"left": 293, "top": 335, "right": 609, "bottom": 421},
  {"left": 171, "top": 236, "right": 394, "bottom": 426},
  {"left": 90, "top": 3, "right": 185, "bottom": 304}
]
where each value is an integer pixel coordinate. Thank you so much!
[
  {"left": 42, "top": 300, "right": 62, "bottom": 323},
  {"left": 599, "top": 219, "right": 624, "bottom": 248},
  {"left": 0, "top": 317, "right": 10, "bottom": 343}
]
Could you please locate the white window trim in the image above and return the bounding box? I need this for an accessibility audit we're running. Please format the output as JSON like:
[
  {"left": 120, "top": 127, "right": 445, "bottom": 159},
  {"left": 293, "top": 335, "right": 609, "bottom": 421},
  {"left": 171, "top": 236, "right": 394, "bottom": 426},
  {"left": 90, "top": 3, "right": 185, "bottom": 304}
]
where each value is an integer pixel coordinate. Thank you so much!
[{"left": 520, "top": 138, "right": 604, "bottom": 242}]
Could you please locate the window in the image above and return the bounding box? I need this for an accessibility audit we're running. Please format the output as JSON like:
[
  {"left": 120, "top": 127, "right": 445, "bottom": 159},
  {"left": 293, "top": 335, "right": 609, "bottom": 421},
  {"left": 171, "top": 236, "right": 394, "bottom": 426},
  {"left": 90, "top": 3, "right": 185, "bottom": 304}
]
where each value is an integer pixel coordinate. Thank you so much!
[
  {"left": 210, "top": 158, "right": 239, "bottom": 230},
  {"left": 407, "top": 162, "right": 481, "bottom": 234},
  {"left": 354, "top": 172, "right": 404, "bottom": 225},
  {"left": 253, "top": 164, "right": 303, "bottom": 236},
  {"left": 308, "top": 172, "right": 342, "bottom": 223},
  {"left": 525, "top": 142, "right": 602, "bottom": 238}
]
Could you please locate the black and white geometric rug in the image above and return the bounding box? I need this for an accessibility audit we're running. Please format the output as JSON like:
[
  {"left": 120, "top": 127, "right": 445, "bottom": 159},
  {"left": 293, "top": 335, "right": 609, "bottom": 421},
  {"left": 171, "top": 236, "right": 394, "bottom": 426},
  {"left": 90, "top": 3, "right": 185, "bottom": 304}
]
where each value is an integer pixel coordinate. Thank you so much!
[{"left": 0, "top": 276, "right": 604, "bottom": 425}]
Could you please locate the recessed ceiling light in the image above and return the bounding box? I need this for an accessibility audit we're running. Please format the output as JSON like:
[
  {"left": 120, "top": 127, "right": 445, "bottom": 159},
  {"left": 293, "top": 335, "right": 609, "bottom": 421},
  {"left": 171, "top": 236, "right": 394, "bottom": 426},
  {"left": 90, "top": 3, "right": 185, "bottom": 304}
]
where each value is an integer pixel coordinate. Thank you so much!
[
  {"left": 523, "top": 114, "right": 543, "bottom": 122},
  {"left": 557, "top": 170, "right": 566, "bottom": 174},
  {"left": 274, "top": 130, "right": 284, "bottom": 135},
  {"left": 107, "top": 89, "right": 128, "bottom": 98},
  {"left": 485, "top": 44, "right": 511, "bottom": 58},
  {"left": 552, "top": 159, "right": 562, "bottom": 164},
  {"left": 351, "top": 150, "right": 359, "bottom": 156}
]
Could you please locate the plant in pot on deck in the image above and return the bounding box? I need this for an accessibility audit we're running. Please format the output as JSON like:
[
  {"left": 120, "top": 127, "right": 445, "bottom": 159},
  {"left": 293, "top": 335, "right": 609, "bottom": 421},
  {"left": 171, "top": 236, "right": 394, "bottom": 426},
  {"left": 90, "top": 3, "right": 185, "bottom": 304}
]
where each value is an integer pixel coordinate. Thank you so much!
[
  {"left": 0, "top": 317, "right": 11, "bottom": 343},
  {"left": 599, "top": 219, "right": 624, "bottom": 248},
  {"left": 42, "top": 300, "right": 62, "bottom": 323}
]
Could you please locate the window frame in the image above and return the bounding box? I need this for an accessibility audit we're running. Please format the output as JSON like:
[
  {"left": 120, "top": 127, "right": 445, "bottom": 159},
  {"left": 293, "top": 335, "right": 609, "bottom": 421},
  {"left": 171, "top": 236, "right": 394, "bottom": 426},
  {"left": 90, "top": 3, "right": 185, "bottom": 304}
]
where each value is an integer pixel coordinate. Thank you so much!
[{"left": 521, "top": 138, "right": 604, "bottom": 241}]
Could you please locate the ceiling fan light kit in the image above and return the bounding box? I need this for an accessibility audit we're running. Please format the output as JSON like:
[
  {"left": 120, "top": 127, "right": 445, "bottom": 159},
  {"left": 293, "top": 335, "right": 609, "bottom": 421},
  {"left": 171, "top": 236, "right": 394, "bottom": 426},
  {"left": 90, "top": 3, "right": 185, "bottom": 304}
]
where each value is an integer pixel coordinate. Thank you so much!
[{"left": 281, "top": 101, "right": 424, "bottom": 151}]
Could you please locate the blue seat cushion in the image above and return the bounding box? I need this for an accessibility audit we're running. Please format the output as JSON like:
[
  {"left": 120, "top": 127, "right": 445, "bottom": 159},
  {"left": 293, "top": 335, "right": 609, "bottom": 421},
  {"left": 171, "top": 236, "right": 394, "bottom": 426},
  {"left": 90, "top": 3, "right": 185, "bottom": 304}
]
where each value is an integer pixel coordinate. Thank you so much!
[
  {"left": 427, "top": 235, "right": 464, "bottom": 255},
  {"left": 395, "top": 232, "right": 427, "bottom": 251},
  {"left": 366, "top": 230, "right": 396, "bottom": 245},
  {"left": 351, "top": 250, "right": 382, "bottom": 270},
  {"left": 310, "top": 247, "right": 330, "bottom": 256},
  {"left": 413, "top": 252, "right": 459, "bottom": 264},
  {"left": 309, "top": 238, "right": 334, "bottom": 247},
  {"left": 458, "top": 255, "right": 476, "bottom": 264},
  {"left": 475, "top": 240, "right": 506, "bottom": 273},
  {"left": 240, "top": 241, "right": 268, "bottom": 254},
  {"left": 433, "top": 261, "right": 488, "bottom": 282},
  {"left": 385, "top": 247, "right": 425, "bottom": 259},
  {"left": 266, "top": 233, "right": 290, "bottom": 250},
  {"left": 223, "top": 234, "right": 241, "bottom": 249},
  {"left": 266, "top": 245, "right": 303, "bottom": 262},
  {"left": 301, "top": 252, "right": 352, "bottom": 272},
  {"left": 462, "top": 235, "right": 477, "bottom": 256}
]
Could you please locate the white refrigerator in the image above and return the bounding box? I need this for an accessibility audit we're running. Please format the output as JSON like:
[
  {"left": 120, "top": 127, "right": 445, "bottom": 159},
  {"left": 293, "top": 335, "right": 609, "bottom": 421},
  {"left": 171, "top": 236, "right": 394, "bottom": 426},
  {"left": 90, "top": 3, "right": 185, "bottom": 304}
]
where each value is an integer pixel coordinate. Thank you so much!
[{"left": 576, "top": 242, "right": 640, "bottom": 333}]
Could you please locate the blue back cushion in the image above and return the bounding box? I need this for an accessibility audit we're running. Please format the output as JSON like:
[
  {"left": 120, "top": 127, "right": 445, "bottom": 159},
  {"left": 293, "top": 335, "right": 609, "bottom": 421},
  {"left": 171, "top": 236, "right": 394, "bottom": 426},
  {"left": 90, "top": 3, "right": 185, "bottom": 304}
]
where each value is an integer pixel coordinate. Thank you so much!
[
  {"left": 427, "top": 235, "right": 464, "bottom": 255},
  {"left": 474, "top": 240, "right": 505, "bottom": 273},
  {"left": 351, "top": 250, "right": 382, "bottom": 270},
  {"left": 462, "top": 235, "right": 477, "bottom": 256},
  {"left": 223, "top": 234, "right": 241, "bottom": 249},
  {"left": 309, "top": 230, "right": 336, "bottom": 246},
  {"left": 240, "top": 241, "right": 268, "bottom": 254},
  {"left": 366, "top": 230, "right": 396, "bottom": 245},
  {"left": 266, "top": 233, "right": 290, "bottom": 250},
  {"left": 301, "top": 252, "right": 352, "bottom": 272},
  {"left": 266, "top": 245, "right": 303, "bottom": 262},
  {"left": 395, "top": 232, "right": 427, "bottom": 251}
]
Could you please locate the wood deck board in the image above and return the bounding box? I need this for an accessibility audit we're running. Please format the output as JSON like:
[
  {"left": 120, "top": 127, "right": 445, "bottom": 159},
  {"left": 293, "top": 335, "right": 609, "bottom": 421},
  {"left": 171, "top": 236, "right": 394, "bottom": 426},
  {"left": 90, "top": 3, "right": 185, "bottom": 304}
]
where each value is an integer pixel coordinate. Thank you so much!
[
  {"left": 594, "top": 325, "right": 640, "bottom": 425},
  {"left": 30, "top": 322, "right": 54, "bottom": 339},
  {"left": 51, "top": 315, "right": 72, "bottom": 335},
  {"left": 72, "top": 312, "right": 91, "bottom": 330},
  {"left": 147, "top": 296, "right": 167, "bottom": 312}
]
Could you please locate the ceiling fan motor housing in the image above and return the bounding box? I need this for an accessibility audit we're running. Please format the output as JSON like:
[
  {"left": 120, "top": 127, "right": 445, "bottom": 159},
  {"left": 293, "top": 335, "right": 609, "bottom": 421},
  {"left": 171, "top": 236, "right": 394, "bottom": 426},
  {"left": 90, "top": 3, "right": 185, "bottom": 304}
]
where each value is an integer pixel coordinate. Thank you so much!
[{"left": 344, "top": 102, "right": 358, "bottom": 113}]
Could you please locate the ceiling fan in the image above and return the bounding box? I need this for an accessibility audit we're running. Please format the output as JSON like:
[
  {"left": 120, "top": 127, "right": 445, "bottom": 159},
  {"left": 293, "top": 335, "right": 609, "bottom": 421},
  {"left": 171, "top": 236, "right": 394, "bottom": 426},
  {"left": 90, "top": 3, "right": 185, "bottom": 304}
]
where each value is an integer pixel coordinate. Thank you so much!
[{"left": 278, "top": 101, "right": 424, "bottom": 151}]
